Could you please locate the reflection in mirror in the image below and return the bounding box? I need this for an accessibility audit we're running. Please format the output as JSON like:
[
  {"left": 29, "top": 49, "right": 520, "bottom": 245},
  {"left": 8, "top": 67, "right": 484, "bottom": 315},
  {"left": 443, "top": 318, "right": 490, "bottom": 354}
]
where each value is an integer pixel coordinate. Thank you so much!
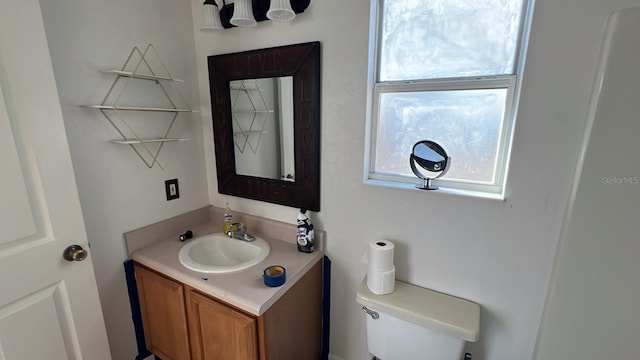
[
  {"left": 231, "top": 77, "right": 294, "bottom": 181},
  {"left": 410, "top": 140, "right": 450, "bottom": 190}
]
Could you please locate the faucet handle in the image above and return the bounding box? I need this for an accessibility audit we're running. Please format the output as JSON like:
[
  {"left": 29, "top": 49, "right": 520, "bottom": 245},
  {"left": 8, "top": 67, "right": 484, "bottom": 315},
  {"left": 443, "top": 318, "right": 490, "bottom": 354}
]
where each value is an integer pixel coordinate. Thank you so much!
[
  {"left": 231, "top": 222, "right": 255, "bottom": 242},
  {"left": 233, "top": 222, "right": 245, "bottom": 232}
]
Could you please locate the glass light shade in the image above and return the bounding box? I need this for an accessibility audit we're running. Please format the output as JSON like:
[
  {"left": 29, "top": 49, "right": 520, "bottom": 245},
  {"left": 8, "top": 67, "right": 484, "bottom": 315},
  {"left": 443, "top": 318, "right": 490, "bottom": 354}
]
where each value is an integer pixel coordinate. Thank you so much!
[
  {"left": 230, "top": 0, "right": 257, "bottom": 27},
  {"left": 201, "top": 2, "right": 223, "bottom": 31},
  {"left": 267, "top": 0, "right": 296, "bottom": 22}
]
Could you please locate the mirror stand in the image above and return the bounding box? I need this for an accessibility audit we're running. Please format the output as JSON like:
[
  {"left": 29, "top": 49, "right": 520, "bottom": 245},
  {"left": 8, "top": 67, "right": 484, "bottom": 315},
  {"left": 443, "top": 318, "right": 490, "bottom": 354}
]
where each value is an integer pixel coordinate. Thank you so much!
[{"left": 410, "top": 140, "right": 450, "bottom": 191}]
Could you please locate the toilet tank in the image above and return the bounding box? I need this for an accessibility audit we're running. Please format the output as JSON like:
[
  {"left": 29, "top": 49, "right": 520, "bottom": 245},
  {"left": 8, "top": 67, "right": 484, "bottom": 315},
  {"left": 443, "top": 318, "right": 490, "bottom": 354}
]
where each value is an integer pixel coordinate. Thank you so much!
[{"left": 356, "top": 277, "right": 480, "bottom": 360}]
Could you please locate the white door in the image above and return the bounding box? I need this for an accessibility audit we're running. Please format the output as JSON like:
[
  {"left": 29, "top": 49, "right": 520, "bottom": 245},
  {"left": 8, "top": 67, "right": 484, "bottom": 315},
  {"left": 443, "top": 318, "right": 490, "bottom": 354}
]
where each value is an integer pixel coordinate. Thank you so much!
[{"left": 0, "top": 0, "right": 112, "bottom": 359}]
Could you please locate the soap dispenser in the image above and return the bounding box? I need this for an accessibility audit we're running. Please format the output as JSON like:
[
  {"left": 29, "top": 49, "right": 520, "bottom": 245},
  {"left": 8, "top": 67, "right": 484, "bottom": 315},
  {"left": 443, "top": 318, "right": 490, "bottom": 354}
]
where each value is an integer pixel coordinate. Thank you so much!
[
  {"left": 223, "top": 203, "right": 233, "bottom": 234},
  {"left": 296, "top": 208, "right": 315, "bottom": 253}
]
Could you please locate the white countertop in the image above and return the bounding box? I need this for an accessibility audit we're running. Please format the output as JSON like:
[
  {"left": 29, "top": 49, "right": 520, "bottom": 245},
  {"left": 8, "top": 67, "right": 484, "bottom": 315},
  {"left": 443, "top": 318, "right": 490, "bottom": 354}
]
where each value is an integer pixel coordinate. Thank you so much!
[{"left": 131, "top": 221, "right": 324, "bottom": 316}]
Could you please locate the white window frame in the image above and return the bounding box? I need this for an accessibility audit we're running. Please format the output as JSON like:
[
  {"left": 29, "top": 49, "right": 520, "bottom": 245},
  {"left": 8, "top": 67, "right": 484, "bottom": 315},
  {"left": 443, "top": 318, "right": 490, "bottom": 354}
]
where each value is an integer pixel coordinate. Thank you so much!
[{"left": 364, "top": 0, "right": 534, "bottom": 199}]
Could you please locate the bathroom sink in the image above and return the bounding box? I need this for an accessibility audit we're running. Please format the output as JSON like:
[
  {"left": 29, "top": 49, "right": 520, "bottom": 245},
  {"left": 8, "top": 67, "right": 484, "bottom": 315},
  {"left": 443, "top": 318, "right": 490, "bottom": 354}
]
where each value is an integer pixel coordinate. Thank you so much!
[{"left": 178, "top": 233, "right": 270, "bottom": 274}]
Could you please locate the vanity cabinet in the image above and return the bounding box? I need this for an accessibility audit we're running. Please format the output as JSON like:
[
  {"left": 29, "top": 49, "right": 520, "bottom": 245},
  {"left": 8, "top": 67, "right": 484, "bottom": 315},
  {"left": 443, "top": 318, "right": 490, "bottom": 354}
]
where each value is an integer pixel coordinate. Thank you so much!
[
  {"left": 186, "top": 290, "right": 258, "bottom": 359},
  {"left": 134, "top": 260, "right": 322, "bottom": 360},
  {"left": 134, "top": 265, "right": 191, "bottom": 360}
]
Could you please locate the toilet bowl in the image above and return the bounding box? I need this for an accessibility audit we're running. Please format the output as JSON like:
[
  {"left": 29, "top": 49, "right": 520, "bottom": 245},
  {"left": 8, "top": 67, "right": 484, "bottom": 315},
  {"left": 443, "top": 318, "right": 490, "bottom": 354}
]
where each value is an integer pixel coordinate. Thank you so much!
[{"left": 356, "top": 277, "right": 480, "bottom": 360}]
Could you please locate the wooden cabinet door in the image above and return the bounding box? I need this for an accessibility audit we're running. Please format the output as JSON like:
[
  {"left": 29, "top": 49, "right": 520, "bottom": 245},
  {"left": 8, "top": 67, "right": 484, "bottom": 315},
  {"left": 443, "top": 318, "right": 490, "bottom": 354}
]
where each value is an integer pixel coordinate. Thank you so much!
[
  {"left": 135, "top": 264, "right": 191, "bottom": 360},
  {"left": 187, "top": 290, "right": 259, "bottom": 360}
]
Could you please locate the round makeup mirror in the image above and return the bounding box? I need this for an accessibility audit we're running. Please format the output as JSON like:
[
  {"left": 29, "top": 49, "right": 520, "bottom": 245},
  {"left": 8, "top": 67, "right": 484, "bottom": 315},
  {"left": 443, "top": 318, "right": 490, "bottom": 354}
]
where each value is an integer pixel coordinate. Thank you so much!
[{"left": 410, "top": 140, "right": 450, "bottom": 190}]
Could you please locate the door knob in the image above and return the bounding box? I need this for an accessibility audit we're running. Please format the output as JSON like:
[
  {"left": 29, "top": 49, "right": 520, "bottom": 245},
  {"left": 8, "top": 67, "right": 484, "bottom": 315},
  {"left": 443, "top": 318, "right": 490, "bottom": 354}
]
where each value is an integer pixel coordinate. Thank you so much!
[{"left": 63, "top": 245, "right": 88, "bottom": 262}]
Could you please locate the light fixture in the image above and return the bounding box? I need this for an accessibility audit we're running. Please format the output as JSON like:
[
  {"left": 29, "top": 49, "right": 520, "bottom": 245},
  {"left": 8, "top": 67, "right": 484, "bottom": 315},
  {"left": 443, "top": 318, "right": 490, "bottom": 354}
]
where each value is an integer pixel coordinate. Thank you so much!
[
  {"left": 201, "top": 0, "right": 223, "bottom": 31},
  {"left": 200, "top": 0, "right": 311, "bottom": 31},
  {"left": 230, "top": 0, "right": 257, "bottom": 27},
  {"left": 267, "top": 0, "right": 296, "bottom": 22}
]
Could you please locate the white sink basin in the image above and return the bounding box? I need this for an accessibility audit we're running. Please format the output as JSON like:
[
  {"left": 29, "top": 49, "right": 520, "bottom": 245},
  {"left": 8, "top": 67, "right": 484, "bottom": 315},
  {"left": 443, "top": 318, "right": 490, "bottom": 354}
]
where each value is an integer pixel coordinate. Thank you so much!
[{"left": 178, "top": 233, "right": 270, "bottom": 273}]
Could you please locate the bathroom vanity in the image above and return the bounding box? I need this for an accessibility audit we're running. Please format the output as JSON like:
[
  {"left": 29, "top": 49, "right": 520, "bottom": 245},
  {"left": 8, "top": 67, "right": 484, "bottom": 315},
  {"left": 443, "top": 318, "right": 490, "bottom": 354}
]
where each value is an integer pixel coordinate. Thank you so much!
[{"left": 125, "top": 206, "right": 325, "bottom": 360}]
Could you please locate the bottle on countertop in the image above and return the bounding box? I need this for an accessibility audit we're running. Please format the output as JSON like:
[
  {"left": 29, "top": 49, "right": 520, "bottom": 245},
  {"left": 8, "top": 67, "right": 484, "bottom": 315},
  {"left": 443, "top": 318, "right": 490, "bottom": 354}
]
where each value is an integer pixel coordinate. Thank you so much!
[
  {"left": 296, "top": 208, "right": 315, "bottom": 253},
  {"left": 223, "top": 202, "right": 233, "bottom": 234}
]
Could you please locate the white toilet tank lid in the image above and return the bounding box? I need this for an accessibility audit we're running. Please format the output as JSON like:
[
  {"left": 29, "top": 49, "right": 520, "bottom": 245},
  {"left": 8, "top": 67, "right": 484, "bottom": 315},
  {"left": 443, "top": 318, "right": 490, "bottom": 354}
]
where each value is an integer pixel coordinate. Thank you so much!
[{"left": 356, "top": 277, "right": 480, "bottom": 342}]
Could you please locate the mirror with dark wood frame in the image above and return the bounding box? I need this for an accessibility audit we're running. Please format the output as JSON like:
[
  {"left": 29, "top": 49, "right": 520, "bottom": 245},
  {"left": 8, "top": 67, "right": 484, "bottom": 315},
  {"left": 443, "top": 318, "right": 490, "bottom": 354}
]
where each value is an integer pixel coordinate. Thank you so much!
[{"left": 208, "top": 42, "right": 321, "bottom": 211}]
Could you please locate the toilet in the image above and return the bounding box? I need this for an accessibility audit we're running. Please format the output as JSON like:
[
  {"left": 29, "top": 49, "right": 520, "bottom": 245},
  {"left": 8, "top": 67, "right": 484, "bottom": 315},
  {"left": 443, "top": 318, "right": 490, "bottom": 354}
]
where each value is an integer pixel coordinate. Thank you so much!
[{"left": 356, "top": 277, "right": 480, "bottom": 360}]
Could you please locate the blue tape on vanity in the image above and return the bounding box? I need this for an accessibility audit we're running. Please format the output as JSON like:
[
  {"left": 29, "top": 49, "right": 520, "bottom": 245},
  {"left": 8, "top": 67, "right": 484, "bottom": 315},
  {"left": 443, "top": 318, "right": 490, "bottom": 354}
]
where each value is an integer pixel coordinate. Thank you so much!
[
  {"left": 322, "top": 255, "right": 331, "bottom": 360},
  {"left": 263, "top": 265, "right": 287, "bottom": 287},
  {"left": 123, "top": 260, "right": 157, "bottom": 360}
]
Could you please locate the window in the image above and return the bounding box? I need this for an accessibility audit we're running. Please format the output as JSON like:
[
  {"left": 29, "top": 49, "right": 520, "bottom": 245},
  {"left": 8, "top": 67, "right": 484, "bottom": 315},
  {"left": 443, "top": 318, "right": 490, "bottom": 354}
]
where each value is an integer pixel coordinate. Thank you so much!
[{"left": 366, "top": 0, "right": 532, "bottom": 197}]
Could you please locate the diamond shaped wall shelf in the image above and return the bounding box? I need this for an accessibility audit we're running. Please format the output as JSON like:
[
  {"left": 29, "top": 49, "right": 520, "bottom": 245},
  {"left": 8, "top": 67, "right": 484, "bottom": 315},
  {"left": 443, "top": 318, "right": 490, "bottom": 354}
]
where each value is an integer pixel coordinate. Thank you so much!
[{"left": 86, "top": 44, "right": 194, "bottom": 170}]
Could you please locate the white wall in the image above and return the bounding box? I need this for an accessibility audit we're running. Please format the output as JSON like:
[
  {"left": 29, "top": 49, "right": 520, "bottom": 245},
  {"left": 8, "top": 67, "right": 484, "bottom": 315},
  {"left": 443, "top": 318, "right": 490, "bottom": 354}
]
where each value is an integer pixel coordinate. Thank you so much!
[
  {"left": 534, "top": 6, "right": 640, "bottom": 360},
  {"left": 36, "top": 0, "right": 640, "bottom": 358},
  {"left": 193, "top": 0, "right": 640, "bottom": 359},
  {"left": 39, "top": 0, "right": 208, "bottom": 359}
]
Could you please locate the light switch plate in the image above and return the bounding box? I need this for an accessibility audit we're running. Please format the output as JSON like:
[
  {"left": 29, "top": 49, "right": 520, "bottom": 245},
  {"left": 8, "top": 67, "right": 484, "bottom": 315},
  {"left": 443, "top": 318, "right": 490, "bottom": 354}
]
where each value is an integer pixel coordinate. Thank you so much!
[{"left": 165, "top": 179, "right": 179, "bottom": 201}]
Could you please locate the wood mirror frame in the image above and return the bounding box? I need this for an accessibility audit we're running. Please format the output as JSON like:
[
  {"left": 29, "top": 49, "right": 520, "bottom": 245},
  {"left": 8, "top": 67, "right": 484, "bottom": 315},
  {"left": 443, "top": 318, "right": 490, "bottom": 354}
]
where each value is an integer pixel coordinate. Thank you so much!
[{"left": 208, "top": 42, "right": 321, "bottom": 211}]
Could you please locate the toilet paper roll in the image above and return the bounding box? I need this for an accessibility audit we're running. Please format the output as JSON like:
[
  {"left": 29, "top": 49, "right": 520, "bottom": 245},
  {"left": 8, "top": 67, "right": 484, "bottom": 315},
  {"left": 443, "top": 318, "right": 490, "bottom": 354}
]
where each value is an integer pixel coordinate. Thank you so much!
[
  {"left": 367, "top": 239, "right": 395, "bottom": 273},
  {"left": 367, "top": 239, "right": 395, "bottom": 294},
  {"left": 367, "top": 267, "right": 396, "bottom": 295}
]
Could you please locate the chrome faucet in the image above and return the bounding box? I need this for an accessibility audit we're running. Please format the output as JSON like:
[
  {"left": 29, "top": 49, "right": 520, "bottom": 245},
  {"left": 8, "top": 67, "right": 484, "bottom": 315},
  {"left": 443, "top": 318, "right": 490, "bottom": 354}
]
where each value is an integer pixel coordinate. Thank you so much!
[{"left": 226, "top": 222, "right": 255, "bottom": 242}]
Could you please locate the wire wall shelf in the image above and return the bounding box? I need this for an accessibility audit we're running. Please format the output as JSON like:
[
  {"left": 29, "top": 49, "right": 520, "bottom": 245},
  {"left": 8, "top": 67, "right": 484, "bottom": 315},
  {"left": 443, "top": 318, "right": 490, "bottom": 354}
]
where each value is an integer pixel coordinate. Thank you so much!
[{"left": 85, "top": 44, "right": 194, "bottom": 170}]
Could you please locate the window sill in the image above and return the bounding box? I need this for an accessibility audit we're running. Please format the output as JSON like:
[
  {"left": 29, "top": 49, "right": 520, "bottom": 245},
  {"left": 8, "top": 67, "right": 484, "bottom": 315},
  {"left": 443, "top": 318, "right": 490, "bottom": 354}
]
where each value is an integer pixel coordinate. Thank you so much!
[{"left": 364, "top": 179, "right": 506, "bottom": 201}]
